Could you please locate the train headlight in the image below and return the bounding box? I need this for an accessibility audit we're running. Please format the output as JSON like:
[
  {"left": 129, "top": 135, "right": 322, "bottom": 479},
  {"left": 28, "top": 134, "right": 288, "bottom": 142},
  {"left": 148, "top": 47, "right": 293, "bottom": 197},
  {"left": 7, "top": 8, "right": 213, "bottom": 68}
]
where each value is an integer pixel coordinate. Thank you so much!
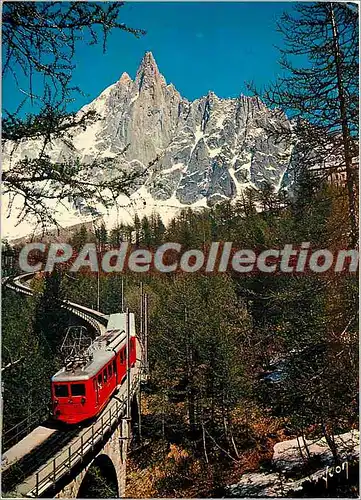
[{"left": 81, "top": 397, "right": 86, "bottom": 404}]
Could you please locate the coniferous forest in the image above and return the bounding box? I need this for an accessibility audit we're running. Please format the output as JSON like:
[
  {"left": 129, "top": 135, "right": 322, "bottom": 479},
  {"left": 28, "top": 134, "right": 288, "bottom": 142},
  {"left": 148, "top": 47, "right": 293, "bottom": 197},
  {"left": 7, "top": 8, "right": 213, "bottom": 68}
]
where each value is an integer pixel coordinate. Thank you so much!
[{"left": 3, "top": 179, "right": 358, "bottom": 496}]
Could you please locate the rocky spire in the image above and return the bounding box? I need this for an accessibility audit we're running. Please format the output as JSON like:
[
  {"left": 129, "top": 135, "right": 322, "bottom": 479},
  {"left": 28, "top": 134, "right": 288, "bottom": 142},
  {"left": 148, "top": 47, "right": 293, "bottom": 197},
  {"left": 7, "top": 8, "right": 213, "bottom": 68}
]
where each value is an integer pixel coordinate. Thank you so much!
[
  {"left": 135, "top": 51, "right": 164, "bottom": 91},
  {"left": 138, "top": 51, "right": 158, "bottom": 72},
  {"left": 119, "top": 72, "right": 132, "bottom": 84}
]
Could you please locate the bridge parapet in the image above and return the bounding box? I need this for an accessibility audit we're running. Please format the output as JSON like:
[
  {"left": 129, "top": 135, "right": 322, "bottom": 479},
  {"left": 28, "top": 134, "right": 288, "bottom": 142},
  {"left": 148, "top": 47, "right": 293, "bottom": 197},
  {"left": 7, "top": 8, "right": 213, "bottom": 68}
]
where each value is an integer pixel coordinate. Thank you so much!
[{"left": 16, "top": 367, "right": 141, "bottom": 497}]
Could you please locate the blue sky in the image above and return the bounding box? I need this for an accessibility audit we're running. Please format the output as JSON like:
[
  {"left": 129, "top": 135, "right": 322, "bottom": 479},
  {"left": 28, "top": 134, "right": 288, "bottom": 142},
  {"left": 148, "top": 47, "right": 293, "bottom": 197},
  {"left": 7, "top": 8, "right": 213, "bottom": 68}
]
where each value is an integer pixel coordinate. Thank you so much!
[{"left": 3, "top": 2, "right": 297, "bottom": 115}]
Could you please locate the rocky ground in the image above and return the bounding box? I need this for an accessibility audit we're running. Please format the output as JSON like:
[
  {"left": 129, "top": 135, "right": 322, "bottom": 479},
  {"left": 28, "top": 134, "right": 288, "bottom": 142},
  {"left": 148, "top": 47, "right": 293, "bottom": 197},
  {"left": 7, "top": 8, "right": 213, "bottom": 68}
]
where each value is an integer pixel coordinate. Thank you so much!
[{"left": 226, "top": 430, "right": 359, "bottom": 497}]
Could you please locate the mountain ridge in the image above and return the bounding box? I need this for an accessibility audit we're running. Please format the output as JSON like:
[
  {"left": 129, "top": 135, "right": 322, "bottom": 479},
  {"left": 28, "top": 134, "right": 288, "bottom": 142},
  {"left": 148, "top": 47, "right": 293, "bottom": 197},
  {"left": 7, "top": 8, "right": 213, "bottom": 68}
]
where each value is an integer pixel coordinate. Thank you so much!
[
  {"left": 74, "top": 51, "right": 291, "bottom": 205},
  {"left": 3, "top": 52, "right": 293, "bottom": 240}
]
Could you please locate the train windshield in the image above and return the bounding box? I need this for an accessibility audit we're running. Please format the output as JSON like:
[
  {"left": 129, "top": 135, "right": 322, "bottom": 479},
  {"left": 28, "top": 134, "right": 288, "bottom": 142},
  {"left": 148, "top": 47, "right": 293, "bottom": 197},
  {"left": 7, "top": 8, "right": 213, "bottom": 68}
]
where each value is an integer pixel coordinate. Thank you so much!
[
  {"left": 71, "top": 383, "right": 86, "bottom": 396},
  {"left": 55, "top": 384, "right": 69, "bottom": 397}
]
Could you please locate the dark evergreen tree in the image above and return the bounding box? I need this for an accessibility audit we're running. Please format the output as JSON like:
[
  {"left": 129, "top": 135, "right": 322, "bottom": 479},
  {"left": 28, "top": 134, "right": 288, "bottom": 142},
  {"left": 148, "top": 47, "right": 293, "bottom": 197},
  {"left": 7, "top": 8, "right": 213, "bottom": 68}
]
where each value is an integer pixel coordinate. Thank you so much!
[
  {"left": 140, "top": 215, "right": 152, "bottom": 246},
  {"left": 134, "top": 214, "right": 141, "bottom": 246},
  {"left": 253, "top": 2, "right": 358, "bottom": 247},
  {"left": 95, "top": 223, "right": 108, "bottom": 251},
  {"left": 151, "top": 213, "right": 166, "bottom": 246},
  {"left": 33, "top": 267, "right": 69, "bottom": 353},
  {"left": 70, "top": 224, "right": 91, "bottom": 251},
  {"left": 109, "top": 225, "right": 123, "bottom": 247}
]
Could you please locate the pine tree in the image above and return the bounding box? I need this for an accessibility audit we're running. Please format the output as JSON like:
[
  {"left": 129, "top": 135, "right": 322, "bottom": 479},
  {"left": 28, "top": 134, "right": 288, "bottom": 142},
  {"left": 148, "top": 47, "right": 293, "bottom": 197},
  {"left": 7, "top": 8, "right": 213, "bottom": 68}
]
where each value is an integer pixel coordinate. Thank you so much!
[
  {"left": 33, "top": 267, "right": 69, "bottom": 353},
  {"left": 134, "top": 214, "right": 141, "bottom": 246},
  {"left": 70, "top": 224, "right": 91, "bottom": 251},
  {"left": 109, "top": 226, "right": 123, "bottom": 247},
  {"left": 255, "top": 2, "right": 358, "bottom": 247},
  {"left": 95, "top": 223, "right": 108, "bottom": 252},
  {"left": 152, "top": 213, "right": 166, "bottom": 246},
  {"left": 2, "top": 290, "right": 55, "bottom": 435},
  {"left": 145, "top": 274, "right": 252, "bottom": 448},
  {"left": 3, "top": 2, "right": 145, "bottom": 231},
  {"left": 140, "top": 216, "right": 153, "bottom": 247}
]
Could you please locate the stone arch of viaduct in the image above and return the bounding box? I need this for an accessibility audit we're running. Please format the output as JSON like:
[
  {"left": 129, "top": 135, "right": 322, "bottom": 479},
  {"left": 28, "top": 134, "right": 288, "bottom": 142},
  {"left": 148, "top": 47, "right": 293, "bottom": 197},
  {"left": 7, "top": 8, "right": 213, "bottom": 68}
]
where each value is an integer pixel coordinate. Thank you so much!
[{"left": 55, "top": 392, "right": 140, "bottom": 499}]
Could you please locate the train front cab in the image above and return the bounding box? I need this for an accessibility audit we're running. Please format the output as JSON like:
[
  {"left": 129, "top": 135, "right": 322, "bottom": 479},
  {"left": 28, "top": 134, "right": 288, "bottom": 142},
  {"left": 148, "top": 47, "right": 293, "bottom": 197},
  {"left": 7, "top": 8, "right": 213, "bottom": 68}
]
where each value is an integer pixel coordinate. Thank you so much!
[
  {"left": 52, "top": 358, "right": 119, "bottom": 424},
  {"left": 51, "top": 336, "right": 137, "bottom": 425},
  {"left": 52, "top": 380, "right": 93, "bottom": 424}
]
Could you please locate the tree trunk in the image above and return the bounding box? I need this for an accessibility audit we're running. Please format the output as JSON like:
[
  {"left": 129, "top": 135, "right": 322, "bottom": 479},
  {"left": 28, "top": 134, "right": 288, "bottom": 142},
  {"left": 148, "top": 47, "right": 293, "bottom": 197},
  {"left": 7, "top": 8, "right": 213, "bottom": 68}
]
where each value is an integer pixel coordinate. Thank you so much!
[{"left": 329, "top": 3, "right": 358, "bottom": 248}]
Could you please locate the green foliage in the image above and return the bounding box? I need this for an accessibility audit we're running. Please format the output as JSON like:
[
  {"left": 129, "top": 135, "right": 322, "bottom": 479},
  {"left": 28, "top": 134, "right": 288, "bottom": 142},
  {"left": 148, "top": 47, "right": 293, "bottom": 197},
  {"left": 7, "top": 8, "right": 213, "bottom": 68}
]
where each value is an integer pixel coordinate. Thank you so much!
[
  {"left": 78, "top": 464, "right": 118, "bottom": 498},
  {"left": 2, "top": 158, "right": 358, "bottom": 488},
  {"left": 2, "top": 291, "right": 54, "bottom": 433},
  {"left": 253, "top": 2, "right": 359, "bottom": 246},
  {"left": 33, "top": 267, "right": 70, "bottom": 354},
  {"left": 70, "top": 224, "right": 94, "bottom": 251}
]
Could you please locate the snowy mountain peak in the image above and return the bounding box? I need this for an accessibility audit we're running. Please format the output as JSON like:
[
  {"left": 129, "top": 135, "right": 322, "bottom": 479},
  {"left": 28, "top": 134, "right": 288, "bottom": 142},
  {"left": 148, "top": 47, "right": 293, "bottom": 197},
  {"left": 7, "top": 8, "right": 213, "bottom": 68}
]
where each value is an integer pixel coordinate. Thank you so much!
[{"left": 3, "top": 52, "right": 293, "bottom": 240}]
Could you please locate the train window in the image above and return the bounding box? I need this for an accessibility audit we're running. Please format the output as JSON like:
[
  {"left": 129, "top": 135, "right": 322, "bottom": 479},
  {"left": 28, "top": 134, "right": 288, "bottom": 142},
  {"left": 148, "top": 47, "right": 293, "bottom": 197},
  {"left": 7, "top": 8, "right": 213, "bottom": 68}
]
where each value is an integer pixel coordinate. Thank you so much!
[
  {"left": 71, "top": 384, "right": 86, "bottom": 396},
  {"left": 113, "top": 360, "right": 116, "bottom": 373},
  {"left": 55, "top": 384, "right": 68, "bottom": 397},
  {"left": 98, "top": 373, "right": 102, "bottom": 387},
  {"left": 108, "top": 364, "right": 112, "bottom": 378},
  {"left": 103, "top": 369, "right": 107, "bottom": 383}
]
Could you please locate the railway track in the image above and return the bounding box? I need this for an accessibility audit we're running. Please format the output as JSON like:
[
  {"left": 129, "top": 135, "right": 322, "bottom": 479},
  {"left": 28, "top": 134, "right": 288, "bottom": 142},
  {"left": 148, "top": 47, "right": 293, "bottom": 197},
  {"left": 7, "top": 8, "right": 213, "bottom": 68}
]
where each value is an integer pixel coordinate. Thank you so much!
[
  {"left": 2, "top": 425, "right": 81, "bottom": 493},
  {"left": 2, "top": 368, "right": 141, "bottom": 497},
  {"left": 2, "top": 273, "right": 143, "bottom": 497},
  {"left": 5, "top": 272, "right": 109, "bottom": 335},
  {"left": 3, "top": 272, "right": 109, "bottom": 452}
]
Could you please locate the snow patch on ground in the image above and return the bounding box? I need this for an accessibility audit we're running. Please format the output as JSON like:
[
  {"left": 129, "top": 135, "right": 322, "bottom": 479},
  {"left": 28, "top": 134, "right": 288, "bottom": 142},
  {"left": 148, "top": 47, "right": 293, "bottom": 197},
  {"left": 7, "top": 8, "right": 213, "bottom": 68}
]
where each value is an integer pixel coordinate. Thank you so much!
[
  {"left": 272, "top": 430, "right": 359, "bottom": 472},
  {"left": 72, "top": 120, "right": 102, "bottom": 151},
  {"left": 102, "top": 187, "right": 208, "bottom": 230},
  {"left": 161, "top": 163, "right": 185, "bottom": 175},
  {"left": 209, "top": 146, "right": 223, "bottom": 158},
  {"left": 226, "top": 431, "right": 359, "bottom": 498},
  {"left": 2, "top": 183, "right": 211, "bottom": 243},
  {"left": 2, "top": 192, "right": 96, "bottom": 242}
]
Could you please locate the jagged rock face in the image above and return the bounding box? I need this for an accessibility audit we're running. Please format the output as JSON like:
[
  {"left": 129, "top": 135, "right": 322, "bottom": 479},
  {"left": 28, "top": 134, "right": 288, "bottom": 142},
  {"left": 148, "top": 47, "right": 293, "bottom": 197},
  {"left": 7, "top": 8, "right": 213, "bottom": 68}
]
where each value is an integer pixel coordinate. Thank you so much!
[{"left": 5, "top": 52, "right": 292, "bottom": 207}]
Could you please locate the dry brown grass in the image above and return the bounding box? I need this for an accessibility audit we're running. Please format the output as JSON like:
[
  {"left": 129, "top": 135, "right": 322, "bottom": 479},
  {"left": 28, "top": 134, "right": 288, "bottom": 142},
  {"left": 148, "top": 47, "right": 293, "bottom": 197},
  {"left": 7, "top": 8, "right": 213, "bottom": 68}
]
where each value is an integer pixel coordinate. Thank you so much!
[{"left": 125, "top": 395, "right": 290, "bottom": 498}]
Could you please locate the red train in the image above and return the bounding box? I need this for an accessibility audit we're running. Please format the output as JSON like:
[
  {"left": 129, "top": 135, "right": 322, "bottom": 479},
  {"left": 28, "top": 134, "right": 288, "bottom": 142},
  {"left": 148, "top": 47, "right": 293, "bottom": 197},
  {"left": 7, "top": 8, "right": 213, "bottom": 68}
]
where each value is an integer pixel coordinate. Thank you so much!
[{"left": 51, "top": 313, "right": 137, "bottom": 424}]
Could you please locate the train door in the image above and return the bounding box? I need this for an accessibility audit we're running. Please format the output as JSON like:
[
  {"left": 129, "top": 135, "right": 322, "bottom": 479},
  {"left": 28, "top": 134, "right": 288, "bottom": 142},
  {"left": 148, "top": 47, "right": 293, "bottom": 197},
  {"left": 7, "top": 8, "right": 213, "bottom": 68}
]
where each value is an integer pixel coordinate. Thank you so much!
[
  {"left": 53, "top": 382, "right": 70, "bottom": 420},
  {"left": 97, "top": 371, "right": 105, "bottom": 407},
  {"left": 113, "top": 359, "right": 117, "bottom": 385},
  {"left": 98, "top": 366, "right": 110, "bottom": 408},
  {"left": 93, "top": 378, "right": 99, "bottom": 407},
  {"left": 119, "top": 346, "right": 126, "bottom": 382}
]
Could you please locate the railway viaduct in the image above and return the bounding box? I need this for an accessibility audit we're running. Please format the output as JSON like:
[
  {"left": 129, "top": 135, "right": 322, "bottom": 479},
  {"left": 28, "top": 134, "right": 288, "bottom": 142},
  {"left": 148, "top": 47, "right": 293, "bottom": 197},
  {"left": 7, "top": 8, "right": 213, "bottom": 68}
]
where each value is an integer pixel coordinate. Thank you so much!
[
  {"left": 2, "top": 274, "right": 147, "bottom": 498},
  {"left": 56, "top": 390, "right": 141, "bottom": 499}
]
